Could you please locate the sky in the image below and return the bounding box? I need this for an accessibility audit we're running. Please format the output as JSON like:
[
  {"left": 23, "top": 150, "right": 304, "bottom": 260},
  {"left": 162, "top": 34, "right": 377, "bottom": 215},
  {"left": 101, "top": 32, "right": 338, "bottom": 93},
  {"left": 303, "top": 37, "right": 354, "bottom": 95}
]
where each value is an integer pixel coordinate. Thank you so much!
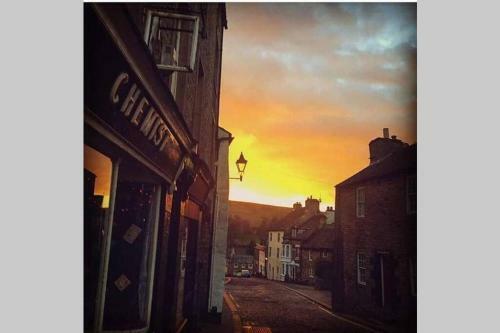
[{"left": 219, "top": 3, "right": 417, "bottom": 210}]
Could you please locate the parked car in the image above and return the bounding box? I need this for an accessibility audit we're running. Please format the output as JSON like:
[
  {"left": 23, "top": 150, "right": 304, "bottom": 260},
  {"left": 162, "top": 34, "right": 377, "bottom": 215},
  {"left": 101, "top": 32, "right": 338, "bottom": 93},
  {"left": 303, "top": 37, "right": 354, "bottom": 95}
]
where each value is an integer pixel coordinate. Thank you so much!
[{"left": 241, "top": 269, "right": 251, "bottom": 278}]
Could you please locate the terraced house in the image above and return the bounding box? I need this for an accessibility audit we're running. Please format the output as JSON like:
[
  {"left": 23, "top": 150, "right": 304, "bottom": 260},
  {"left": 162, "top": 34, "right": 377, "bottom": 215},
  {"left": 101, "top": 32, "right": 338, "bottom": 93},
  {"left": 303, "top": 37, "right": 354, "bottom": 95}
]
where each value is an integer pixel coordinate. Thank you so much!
[{"left": 332, "top": 129, "right": 417, "bottom": 330}]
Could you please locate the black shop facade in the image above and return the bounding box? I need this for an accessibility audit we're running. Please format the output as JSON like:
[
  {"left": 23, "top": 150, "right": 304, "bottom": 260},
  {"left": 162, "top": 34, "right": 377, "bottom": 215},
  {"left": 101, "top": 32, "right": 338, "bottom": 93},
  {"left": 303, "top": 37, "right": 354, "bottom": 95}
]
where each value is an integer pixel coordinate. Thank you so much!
[{"left": 84, "top": 5, "right": 212, "bottom": 333}]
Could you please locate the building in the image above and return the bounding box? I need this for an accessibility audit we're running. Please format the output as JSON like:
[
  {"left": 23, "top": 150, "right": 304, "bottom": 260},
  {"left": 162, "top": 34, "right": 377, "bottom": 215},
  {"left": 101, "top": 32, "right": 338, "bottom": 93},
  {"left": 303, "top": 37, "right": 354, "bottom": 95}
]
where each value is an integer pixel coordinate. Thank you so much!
[
  {"left": 332, "top": 129, "right": 417, "bottom": 329},
  {"left": 84, "top": 3, "right": 228, "bottom": 333},
  {"left": 267, "top": 230, "right": 284, "bottom": 281},
  {"left": 227, "top": 246, "right": 254, "bottom": 276},
  {"left": 300, "top": 224, "right": 335, "bottom": 288},
  {"left": 254, "top": 243, "right": 266, "bottom": 277}
]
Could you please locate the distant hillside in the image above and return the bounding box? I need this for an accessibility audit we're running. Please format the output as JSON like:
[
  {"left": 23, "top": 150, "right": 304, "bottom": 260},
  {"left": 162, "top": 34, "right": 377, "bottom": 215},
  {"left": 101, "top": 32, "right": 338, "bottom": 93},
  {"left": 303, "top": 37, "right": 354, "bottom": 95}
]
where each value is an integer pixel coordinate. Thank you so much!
[
  {"left": 228, "top": 200, "right": 292, "bottom": 228},
  {"left": 227, "top": 201, "right": 293, "bottom": 246}
]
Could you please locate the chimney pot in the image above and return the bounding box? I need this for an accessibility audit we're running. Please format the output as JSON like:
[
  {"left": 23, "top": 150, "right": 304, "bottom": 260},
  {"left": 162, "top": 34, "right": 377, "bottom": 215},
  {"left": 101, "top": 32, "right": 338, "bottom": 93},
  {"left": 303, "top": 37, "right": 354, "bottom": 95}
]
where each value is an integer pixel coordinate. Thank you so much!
[{"left": 383, "top": 128, "right": 389, "bottom": 138}]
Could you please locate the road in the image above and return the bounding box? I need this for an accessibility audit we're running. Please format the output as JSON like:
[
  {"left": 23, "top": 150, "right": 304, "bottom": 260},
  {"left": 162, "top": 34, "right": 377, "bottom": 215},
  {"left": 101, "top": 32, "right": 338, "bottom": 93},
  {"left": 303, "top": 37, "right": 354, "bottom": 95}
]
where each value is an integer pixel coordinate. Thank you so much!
[{"left": 225, "top": 277, "right": 374, "bottom": 333}]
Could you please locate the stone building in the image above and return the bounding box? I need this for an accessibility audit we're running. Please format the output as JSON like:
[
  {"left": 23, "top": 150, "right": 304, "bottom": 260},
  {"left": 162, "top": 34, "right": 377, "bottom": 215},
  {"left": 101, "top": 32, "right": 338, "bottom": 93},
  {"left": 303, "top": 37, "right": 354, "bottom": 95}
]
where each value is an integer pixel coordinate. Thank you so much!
[
  {"left": 84, "top": 3, "right": 228, "bottom": 333},
  {"left": 332, "top": 129, "right": 416, "bottom": 330},
  {"left": 300, "top": 224, "right": 335, "bottom": 288}
]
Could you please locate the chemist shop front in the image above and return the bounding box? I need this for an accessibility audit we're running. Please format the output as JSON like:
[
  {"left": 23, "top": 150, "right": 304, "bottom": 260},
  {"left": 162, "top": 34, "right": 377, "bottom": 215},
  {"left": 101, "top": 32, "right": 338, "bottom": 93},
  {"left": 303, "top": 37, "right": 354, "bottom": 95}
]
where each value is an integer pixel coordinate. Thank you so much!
[{"left": 84, "top": 5, "right": 209, "bottom": 333}]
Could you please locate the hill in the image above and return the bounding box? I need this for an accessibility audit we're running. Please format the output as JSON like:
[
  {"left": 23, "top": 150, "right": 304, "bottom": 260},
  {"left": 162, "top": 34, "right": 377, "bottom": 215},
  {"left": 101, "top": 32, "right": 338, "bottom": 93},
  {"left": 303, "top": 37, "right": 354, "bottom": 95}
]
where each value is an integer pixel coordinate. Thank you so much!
[
  {"left": 227, "top": 200, "right": 293, "bottom": 246},
  {"left": 228, "top": 200, "right": 292, "bottom": 228}
]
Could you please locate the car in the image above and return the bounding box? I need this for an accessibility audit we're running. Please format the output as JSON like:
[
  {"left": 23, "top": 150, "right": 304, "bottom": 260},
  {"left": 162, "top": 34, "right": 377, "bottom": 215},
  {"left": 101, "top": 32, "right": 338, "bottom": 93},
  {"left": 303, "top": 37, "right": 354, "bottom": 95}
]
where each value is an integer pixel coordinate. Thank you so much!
[{"left": 241, "top": 269, "right": 251, "bottom": 278}]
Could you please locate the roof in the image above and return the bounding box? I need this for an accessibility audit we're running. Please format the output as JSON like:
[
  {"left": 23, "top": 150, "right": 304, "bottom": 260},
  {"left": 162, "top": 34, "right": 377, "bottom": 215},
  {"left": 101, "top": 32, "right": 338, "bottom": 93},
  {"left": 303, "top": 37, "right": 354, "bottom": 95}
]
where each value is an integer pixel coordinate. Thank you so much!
[
  {"left": 336, "top": 144, "right": 416, "bottom": 188},
  {"left": 302, "top": 225, "right": 335, "bottom": 250}
]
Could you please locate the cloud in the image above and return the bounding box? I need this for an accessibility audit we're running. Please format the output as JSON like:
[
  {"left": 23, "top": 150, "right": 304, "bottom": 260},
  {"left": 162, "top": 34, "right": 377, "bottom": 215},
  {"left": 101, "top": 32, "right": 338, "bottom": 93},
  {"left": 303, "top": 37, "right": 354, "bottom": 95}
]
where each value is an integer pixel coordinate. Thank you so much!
[{"left": 221, "top": 3, "right": 417, "bottom": 208}]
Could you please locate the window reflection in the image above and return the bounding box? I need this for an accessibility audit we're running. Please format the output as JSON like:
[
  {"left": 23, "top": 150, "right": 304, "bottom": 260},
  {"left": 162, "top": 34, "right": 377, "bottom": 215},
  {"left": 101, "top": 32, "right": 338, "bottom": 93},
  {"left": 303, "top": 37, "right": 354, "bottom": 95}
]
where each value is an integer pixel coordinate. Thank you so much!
[{"left": 84, "top": 145, "right": 112, "bottom": 208}]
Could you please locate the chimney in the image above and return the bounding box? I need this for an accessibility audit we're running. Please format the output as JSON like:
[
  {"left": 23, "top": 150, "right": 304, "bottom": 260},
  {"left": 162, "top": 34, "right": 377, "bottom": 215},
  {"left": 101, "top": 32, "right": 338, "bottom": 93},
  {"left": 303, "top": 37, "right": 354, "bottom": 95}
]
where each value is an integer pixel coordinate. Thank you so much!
[
  {"left": 369, "top": 128, "right": 409, "bottom": 164},
  {"left": 305, "top": 196, "right": 320, "bottom": 213}
]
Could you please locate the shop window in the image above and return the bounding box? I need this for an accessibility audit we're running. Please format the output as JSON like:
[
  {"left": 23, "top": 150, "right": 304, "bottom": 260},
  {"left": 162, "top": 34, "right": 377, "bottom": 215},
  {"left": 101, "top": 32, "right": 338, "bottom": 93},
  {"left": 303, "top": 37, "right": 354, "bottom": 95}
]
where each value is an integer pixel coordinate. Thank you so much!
[
  {"left": 84, "top": 145, "right": 113, "bottom": 331},
  {"left": 101, "top": 161, "right": 161, "bottom": 331}
]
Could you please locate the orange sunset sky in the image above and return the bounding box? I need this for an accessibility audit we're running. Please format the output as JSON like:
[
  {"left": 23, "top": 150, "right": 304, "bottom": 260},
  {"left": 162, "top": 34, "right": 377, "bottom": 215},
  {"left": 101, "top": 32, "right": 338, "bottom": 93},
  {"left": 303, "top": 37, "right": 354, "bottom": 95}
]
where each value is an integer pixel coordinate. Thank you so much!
[{"left": 219, "top": 3, "right": 417, "bottom": 210}]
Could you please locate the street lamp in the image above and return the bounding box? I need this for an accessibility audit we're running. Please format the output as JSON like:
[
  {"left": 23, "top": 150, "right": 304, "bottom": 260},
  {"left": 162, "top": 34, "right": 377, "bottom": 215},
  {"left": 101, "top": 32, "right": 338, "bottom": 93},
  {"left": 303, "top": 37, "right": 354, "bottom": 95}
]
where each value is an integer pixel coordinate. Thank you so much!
[{"left": 230, "top": 152, "right": 248, "bottom": 182}]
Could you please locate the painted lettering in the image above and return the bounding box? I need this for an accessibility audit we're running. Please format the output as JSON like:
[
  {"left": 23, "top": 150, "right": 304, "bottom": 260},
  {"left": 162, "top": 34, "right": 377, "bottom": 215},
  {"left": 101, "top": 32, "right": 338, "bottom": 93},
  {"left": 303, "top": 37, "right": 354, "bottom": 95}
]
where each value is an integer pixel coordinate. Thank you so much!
[
  {"left": 110, "top": 72, "right": 129, "bottom": 104},
  {"left": 131, "top": 97, "right": 149, "bottom": 126},
  {"left": 120, "top": 84, "right": 141, "bottom": 117}
]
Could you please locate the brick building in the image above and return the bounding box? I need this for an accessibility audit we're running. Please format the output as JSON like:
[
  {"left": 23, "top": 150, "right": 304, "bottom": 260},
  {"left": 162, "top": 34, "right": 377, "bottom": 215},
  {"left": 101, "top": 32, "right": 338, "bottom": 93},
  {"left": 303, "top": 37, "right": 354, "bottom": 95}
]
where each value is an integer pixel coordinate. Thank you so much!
[
  {"left": 84, "top": 3, "right": 228, "bottom": 333},
  {"left": 332, "top": 129, "right": 416, "bottom": 329}
]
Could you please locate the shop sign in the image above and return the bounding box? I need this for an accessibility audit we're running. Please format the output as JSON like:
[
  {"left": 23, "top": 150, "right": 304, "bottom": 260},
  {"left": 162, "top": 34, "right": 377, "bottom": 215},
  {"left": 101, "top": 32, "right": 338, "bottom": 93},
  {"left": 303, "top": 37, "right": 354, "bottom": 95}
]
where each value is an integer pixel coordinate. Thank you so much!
[{"left": 84, "top": 10, "right": 184, "bottom": 180}]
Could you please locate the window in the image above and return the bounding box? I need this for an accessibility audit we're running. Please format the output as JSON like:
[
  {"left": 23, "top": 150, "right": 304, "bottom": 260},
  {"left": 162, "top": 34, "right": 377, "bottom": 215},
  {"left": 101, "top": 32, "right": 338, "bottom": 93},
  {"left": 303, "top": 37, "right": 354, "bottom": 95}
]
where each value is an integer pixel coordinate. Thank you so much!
[
  {"left": 278, "top": 233, "right": 280, "bottom": 242},
  {"left": 249, "top": 263, "right": 253, "bottom": 269},
  {"left": 268, "top": 247, "right": 272, "bottom": 257},
  {"left": 322, "top": 251, "right": 328, "bottom": 258},
  {"left": 101, "top": 159, "right": 162, "bottom": 330},
  {"left": 308, "top": 250, "right": 312, "bottom": 261},
  {"left": 234, "top": 263, "right": 238, "bottom": 268},
  {"left": 407, "top": 175, "right": 417, "bottom": 214},
  {"left": 242, "top": 263, "right": 246, "bottom": 269},
  {"left": 84, "top": 145, "right": 113, "bottom": 330},
  {"left": 270, "top": 233, "right": 272, "bottom": 242},
  {"left": 356, "top": 187, "right": 366, "bottom": 217},
  {"left": 357, "top": 253, "right": 367, "bottom": 285},
  {"left": 144, "top": 10, "right": 200, "bottom": 73},
  {"left": 277, "top": 247, "right": 280, "bottom": 258},
  {"left": 309, "top": 266, "right": 314, "bottom": 277}
]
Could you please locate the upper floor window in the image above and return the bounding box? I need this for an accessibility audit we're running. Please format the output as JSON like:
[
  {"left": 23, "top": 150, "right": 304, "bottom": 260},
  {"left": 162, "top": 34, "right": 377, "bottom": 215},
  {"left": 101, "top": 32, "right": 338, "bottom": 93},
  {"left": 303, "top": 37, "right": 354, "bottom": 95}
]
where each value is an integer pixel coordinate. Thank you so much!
[
  {"left": 356, "top": 187, "right": 366, "bottom": 218},
  {"left": 321, "top": 251, "right": 328, "bottom": 258},
  {"left": 144, "top": 9, "right": 199, "bottom": 73},
  {"left": 268, "top": 247, "right": 272, "bottom": 257},
  {"left": 407, "top": 175, "right": 417, "bottom": 214},
  {"left": 278, "top": 233, "right": 280, "bottom": 242},
  {"left": 308, "top": 250, "right": 312, "bottom": 261},
  {"left": 357, "top": 252, "right": 367, "bottom": 285},
  {"left": 277, "top": 248, "right": 280, "bottom": 258}
]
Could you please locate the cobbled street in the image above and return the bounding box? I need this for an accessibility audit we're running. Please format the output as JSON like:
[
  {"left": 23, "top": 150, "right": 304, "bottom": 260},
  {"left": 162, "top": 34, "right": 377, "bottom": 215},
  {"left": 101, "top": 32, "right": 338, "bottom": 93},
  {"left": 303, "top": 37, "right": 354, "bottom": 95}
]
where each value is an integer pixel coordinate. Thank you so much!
[{"left": 226, "top": 278, "right": 373, "bottom": 333}]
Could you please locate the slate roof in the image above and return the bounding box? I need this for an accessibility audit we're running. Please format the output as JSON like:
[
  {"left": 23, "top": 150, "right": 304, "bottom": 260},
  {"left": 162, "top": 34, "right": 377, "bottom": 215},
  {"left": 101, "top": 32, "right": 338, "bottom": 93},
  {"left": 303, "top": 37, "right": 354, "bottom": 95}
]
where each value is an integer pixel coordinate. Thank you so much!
[{"left": 336, "top": 144, "right": 417, "bottom": 188}]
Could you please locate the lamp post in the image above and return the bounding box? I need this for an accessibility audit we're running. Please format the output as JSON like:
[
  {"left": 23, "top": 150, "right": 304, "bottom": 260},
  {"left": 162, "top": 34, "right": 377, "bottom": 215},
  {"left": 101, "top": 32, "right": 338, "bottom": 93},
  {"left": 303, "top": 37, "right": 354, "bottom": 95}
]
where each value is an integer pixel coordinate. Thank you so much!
[{"left": 230, "top": 152, "right": 248, "bottom": 182}]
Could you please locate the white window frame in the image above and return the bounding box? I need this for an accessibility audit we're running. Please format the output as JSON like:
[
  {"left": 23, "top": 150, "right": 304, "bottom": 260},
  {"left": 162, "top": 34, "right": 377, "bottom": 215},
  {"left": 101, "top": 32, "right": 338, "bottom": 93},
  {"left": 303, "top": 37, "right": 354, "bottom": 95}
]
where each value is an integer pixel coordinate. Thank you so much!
[
  {"left": 357, "top": 252, "right": 367, "bottom": 285},
  {"left": 322, "top": 250, "right": 328, "bottom": 258},
  {"left": 407, "top": 175, "right": 417, "bottom": 214},
  {"left": 356, "top": 187, "right": 366, "bottom": 218},
  {"left": 143, "top": 10, "right": 200, "bottom": 73}
]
